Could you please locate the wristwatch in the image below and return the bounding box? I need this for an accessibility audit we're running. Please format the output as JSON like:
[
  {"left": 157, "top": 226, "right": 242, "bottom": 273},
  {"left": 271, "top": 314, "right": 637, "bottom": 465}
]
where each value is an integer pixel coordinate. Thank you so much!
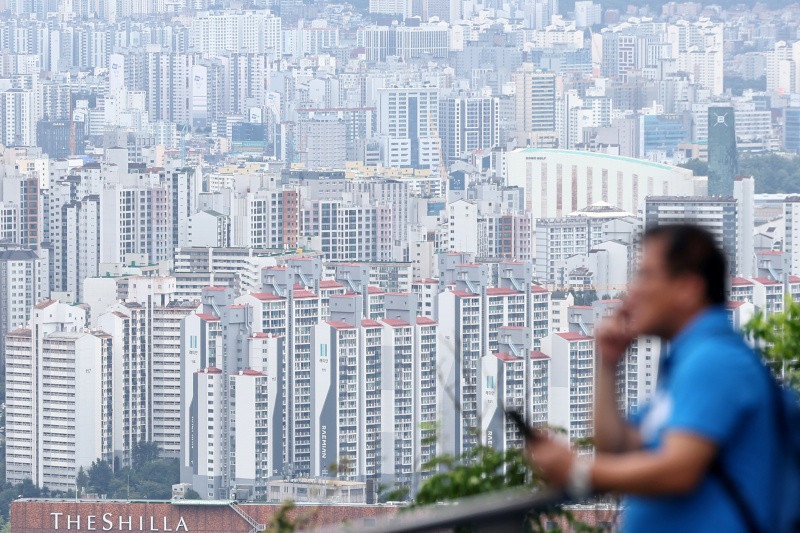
[{"left": 566, "top": 458, "right": 593, "bottom": 500}]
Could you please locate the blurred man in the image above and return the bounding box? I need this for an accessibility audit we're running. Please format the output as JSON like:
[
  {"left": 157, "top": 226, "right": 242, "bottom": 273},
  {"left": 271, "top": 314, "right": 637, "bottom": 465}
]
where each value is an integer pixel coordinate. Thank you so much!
[{"left": 528, "top": 224, "right": 778, "bottom": 532}]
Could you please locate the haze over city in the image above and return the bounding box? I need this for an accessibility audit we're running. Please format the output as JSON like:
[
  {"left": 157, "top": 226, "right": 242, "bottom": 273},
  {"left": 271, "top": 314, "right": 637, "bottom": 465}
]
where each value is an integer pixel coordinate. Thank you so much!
[{"left": 0, "top": 0, "right": 798, "bottom": 531}]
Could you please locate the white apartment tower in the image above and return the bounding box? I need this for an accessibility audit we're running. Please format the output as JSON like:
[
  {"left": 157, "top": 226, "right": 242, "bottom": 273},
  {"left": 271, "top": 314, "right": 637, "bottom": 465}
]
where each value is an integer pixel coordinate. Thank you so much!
[
  {"left": 439, "top": 96, "right": 500, "bottom": 168},
  {"left": 5, "top": 301, "right": 110, "bottom": 492},
  {"left": 97, "top": 277, "right": 198, "bottom": 464},
  {"left": 378, "top": 86, "right": 442, "bottom": 170},
  {"left": 0, "top": 245, "right": 49, "bottom": 365}
]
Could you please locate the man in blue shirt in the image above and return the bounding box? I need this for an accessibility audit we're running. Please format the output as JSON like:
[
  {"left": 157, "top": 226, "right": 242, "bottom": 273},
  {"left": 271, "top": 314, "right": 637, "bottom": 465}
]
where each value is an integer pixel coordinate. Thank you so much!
[{"left": 528, "top": 224, "right": 779, "bottom": 532}]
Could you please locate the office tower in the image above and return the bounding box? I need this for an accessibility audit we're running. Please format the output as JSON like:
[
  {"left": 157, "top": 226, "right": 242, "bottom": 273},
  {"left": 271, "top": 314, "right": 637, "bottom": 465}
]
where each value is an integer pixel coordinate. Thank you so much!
[
  {"left": 439, "top": 96, "right": 500, "bottom": 168},
  {"left": 785, "top": 108, "right": 800, "bottom": 155},
  {"left": 36, "top": 120, "right": 86, "bottom": 158},
  {"left": 644, "top": 196, "right": 738, "bottom": 276},
  {"left": 514, "top": 66, "right": 557, "bottom": 146},
  {"left": 640, "top": 115, "right": 687, "bottom": 159},
  {"left": 707, "top": 106, "right": 738, "bottom": 197},
  {"left": 425, "top": 0, "right": 460, "bottom": 21},
  {"left": 377, "top": 86, "right": 441, "bottom": 170},
  {"left": 6, "top": 301, "right": 111, "bottom": 492},
  {"left": 601, "top": 31, "right": 659, "bottom": 83}
]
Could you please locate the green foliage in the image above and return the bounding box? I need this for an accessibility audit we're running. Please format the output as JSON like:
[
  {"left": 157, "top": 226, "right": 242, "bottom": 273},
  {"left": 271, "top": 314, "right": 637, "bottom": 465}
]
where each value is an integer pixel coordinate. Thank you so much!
[
  {"left": 739, "top": 154, "right": 800, "bottom": 194},
  {"left": 743, "top": 295, "right": 800, "bottom": 389},
  {"left": 132, "top": 441, "right": 161, "bottom": 470},
  {"left": 412, "top": 441, "right": 605, "bottom": 533},
  {"left": 88, "top": 460, "right": 113, "bottom": 494},
  {"left": 76, "top": 467, "right": 88, "bottom": 493},
  {"left": 681, "top": 154, "right": 800, "bottom": 195},
  {"left": 0, "top": 480, "right": 63, "bottom": 521},
  {"left": 724, "top": 75, "right": 766, "bottom": 97},
  {"left": 571, "top": 290, "right": 598, "bottom": 307},
  {"left": 379, "top": 486, "right": 410, "bottom": 503},
  {"left": 413, "top": 445, "right": 532, "bottom": 507},
  {"left": 184, "top": 489, "right": 202, "bottom": 500},
  {"left": 678, "top": 159, "right": 709, "bottom": 178},
  {"left": 83, "top": 443, "right": 179, "bottom": 500},
  {"left": 261, "top": 501, "right": 314, "bottom": 533}
]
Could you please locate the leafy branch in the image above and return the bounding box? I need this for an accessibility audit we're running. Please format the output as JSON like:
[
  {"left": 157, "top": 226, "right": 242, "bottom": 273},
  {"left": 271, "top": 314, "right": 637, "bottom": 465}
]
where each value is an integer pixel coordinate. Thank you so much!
[{"left": 742, "top": 294, "right": 800, "bottom": 389}]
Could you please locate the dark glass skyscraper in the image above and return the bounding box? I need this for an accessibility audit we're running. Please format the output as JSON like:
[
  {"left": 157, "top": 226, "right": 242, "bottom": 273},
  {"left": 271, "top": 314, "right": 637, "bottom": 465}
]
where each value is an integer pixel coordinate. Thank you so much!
[{"left": 707, "top": 106, "right": 738, "bottom": 196}]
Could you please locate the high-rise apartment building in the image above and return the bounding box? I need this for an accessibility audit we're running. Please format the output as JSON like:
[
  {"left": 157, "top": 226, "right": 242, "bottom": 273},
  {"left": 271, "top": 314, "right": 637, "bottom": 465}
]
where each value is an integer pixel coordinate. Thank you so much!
[
  {"left": 302, "top": 199, "right": 393, "bottom": 262},
  {"left": 0, "top": 89, "right": 35, "bottom": 147},
  {"left": 377, "top": 86, "right": 441, "bottom": 170},
  {"left": 439, "top": 96, "right": 500, "bottom": 168},
  {"left": 97, "top": 277, "right": 198, "bottom": 464},
  {"left": 514, "top": 65, "right": 557, "bottom": 146},
  {"left": 644, "top": 196, "right": 738, "bottom": 276},
  {"left": 6, "top": 301, "right": 111, "bottom": 492},
  {"left": 190, "top": 11, "right": 282, "bottom": 57},
  {"left": 0, "top": 245, "right": 49, "bottom": 366}
]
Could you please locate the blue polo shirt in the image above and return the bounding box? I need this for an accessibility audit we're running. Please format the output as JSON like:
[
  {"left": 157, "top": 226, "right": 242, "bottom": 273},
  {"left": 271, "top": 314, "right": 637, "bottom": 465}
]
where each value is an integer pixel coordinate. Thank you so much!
[{"left": 624, "top": 307, "right": 779, "bottom": 533}]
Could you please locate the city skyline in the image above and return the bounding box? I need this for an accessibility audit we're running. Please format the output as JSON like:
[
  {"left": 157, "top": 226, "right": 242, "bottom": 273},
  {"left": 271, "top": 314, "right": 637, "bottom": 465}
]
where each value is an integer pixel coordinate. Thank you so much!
[{"left": 0, "top": 0, "right": 799, "bottom": 530}]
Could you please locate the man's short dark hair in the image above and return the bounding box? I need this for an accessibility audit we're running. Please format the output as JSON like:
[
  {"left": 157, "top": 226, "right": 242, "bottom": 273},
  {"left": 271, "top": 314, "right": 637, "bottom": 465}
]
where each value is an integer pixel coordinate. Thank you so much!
[{"left": 643, "top": 224, "right": 727, "bottom": 306}]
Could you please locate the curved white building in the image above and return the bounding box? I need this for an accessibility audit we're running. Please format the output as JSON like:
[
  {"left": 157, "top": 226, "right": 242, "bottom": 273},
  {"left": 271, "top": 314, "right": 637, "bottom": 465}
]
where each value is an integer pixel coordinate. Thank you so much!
[{"left": 506, "top": 148, "right": 704, "bottom": 220}]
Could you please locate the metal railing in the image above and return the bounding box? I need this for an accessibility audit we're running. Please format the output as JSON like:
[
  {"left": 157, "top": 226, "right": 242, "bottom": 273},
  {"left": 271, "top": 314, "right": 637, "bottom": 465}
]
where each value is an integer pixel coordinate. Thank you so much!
[{"left": 301, "top": 488, "right": 568, "bottom": 533}]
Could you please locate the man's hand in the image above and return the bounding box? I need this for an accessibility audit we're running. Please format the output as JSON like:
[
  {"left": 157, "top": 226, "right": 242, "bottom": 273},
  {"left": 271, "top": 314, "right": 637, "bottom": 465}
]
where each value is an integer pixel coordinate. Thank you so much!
[
  {"left": 595, "top": 306, "right": 636, "bottom": 368},
  {"left": 526, "top": 433, "right": 575, "bottom": 488}
]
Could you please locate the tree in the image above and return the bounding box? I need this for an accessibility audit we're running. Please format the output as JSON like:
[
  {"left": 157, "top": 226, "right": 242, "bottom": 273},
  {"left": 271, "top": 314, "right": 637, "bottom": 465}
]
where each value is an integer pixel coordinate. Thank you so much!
[
  {"left": 132, "top": 441, "right": 161, "bottom": 470},
  {"left": 411, "top": 444, "right": 604, "bottom": 533},
  {"left": 87, "top": 460, "right": 113, "bottom": 495},
  {"left": 678, "top": 159, "right": 709, "bottom": 178},
  {"left": 743, "top": 295, "right": 800, "bottom": 389},
  {"left": 738, "top": 154, "right": 800, "bottom": 194},
  {"left": 184, "top": 489, "right": 202, "bottom": 500},
  {"left": 76, "top": 467, "right": 88, "bottom": 493},
  {"left": 413, "top": 445, "right": 530, "bottom": 507}
]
